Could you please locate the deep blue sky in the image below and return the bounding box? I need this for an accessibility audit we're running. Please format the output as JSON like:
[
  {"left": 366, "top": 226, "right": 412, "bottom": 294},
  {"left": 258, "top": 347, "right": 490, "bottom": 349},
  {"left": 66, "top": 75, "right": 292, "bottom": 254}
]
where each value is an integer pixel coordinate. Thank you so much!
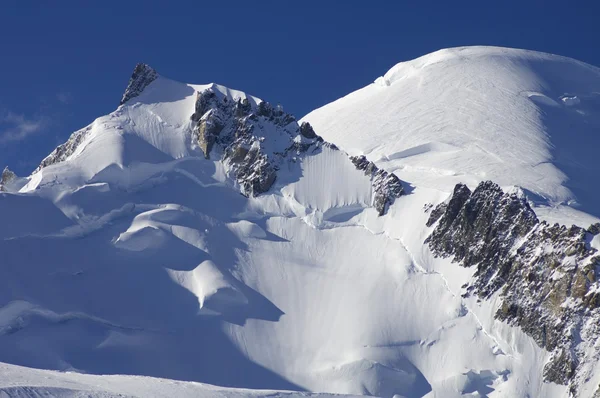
[{"left": 1, "top": 1, "right": 598, "bottom": 175}]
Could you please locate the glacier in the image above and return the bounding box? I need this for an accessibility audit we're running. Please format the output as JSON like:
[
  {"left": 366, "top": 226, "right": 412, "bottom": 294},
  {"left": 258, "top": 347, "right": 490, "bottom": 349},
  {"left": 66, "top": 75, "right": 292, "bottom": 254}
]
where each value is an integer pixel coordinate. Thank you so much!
[{"left": 1, "top": 46, "right": 600, "bottom": 397}]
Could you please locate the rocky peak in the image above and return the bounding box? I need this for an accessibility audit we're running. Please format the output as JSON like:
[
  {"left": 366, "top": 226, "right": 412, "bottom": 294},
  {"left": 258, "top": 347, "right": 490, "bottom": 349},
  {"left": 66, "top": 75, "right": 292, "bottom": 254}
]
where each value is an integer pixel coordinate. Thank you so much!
[
  {"left": 120, "top": 63, "right": 159, "bottom": 105},
  {"left": 426, "top": 181, "right": 600, "bottom": 390}
]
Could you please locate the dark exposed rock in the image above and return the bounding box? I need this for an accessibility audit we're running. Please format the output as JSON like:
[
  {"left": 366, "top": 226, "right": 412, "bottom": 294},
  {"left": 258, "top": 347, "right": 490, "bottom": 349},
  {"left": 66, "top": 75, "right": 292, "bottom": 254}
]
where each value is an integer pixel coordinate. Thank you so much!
[
  {"left": 1, "top": 167, "right": 16, "bottom": 185},
  {"left": 427, "top": 182, "right": 538, "bottom": 296},
  {"left": 426, "top": 181, "right": 600, "bottom": 386},
  {"left": 350, "top": 155, "right": 405, "bottom": 215},
  {"left": 543, "top": 349, "right": 578, "bottom": 385},
  {"left": 299, "top": 122, "right": 317, "bottom": 139},
  {"left": 426, "top": 203, "right": 446, "bottom": 227},
  {"left": 0, "top": 166, "right": 16, "bottom": 191},
  {"left": 189, "top": 89, "right": 405, "bottom": 209},
  {"left": 190, "top": 88, "right": 317, "bottom": 198},
  {"left": 256, "top": 101, "right": 272, "bottom": 117},
  {"left": 351, "top": 155, "right": 377, "bottom": 174},
  {"left": 372, "top": 170, "right": 404, "bottom": 216},
  {"left": 191, "top": 89, "right": 218, "bottom": 121},
  {"left": 426, "top": 183, "right": 472, "bottom": 228},
  {"left": 235, "top": 98, "right": 252, "bottom": 117},
  {"left": 231, "top": 144, "right": 277, "bottom": 197},
  {"left": 120, "top": 63, "right": 159, "bottom": 105},
  {"left": 195, "top": 109, "right": 224, "bottom": 158},
  {"left": 34, "top": 125, "right": 93, "bottom": 173},
  {"left": 588, "top": 223, "right": 600, "bottom": 236}
]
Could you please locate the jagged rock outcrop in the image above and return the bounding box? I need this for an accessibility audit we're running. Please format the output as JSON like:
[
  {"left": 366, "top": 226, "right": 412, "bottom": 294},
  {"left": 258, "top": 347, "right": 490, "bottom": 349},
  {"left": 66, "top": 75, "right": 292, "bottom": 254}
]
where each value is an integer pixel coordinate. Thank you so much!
[
  {"left": 350, "top": 155, "right": 404, "bottom": 215},
  {"left": 193, "top": 106, "right": 224, "bottom": 158},
  {"left": 299, "top": 122, "right": 317, "bottom": 139},
  {"left": 33, "top": 61, "right": 407, "bottom": 214},
  {"left": 190, "top": 88, "right": 313, "bottom": 197},
  {"left": 190, "top": 89, "right": 406, "bottom": 209},
  {"left": 120, "top": 63, "right": 159, "bottom": 105},
  {"left": 425, "top": 181, "right": 600, "bottom": 390},
  {"left": 427, "top": 182, "right": 538, "bottom": 296},
  {"left": 35, "top": 64, "right": 159, "bottom": 174},
  {"left": 0, "top": 166, "right": 17, "bottom": 191},
  {"left": 1, "top": 167, "right": 16, "bottom": 184},
  {"left": 34, "top": 125, "right": 92, "bottom": 173}
]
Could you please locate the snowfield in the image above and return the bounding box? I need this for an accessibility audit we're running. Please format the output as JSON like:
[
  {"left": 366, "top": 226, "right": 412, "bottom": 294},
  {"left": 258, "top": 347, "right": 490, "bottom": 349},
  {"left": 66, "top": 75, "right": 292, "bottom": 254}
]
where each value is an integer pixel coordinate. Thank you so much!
[
  {"left": 1, "top": 46, "right": 600, "bottom": 397},
  {"left": 0, "top": 361, "right": 363, "bottom": 398},
  {"left": 303, "top": 46, "right": 600, "bottom": 224}
]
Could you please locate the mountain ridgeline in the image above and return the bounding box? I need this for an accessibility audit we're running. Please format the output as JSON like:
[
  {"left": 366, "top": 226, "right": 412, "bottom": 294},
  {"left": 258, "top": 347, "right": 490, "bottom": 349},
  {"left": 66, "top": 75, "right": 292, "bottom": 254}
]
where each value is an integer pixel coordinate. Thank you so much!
[
  {"left": 426, "top": 181, "right": 600, "bottom": 393},
  {"left": 2, "top": 48, "right": 600, "bottom": 397}
]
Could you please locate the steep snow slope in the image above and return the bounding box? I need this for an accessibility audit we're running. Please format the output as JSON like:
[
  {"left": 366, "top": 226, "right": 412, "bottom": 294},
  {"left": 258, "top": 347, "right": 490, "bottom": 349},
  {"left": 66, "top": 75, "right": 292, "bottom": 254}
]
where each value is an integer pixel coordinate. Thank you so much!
[
  {"left": 1, "top": 47, "right": 599, "bottom": 398},
  {"left": 302, "top": 46, "right": 600, "bottom": 397},
  {"left": 303, "top": 46, "right": 600, "bottom": 222}
]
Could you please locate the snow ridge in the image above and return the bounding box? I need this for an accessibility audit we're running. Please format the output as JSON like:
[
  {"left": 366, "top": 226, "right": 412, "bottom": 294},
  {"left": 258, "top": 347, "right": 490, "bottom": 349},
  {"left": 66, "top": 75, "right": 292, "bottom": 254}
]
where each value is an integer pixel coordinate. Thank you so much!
[{"left": 2, "top": 47, "right": 600, "bottom": 397}]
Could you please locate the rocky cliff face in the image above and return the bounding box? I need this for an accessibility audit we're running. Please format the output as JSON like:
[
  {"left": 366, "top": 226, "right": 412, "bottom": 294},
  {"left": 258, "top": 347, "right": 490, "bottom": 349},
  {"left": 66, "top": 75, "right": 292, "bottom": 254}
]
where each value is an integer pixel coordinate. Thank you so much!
[
  {"left": 34, "top": 63, "right": 407, "bottom": 212},
  {"left": 190, "top": 88, "right": 405, "bottom": 207},
  {"left": 190, "top": 88, "right": 310, "bottom": 197},
  {"left": 426, "top": 181, "right": 600, "bottom": 392}
]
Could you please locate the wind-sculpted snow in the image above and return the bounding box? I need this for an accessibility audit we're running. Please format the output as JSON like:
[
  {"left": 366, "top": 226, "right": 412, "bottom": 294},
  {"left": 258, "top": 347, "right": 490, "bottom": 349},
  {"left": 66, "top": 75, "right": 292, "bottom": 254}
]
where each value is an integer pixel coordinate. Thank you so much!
[
  {"left": 0, "top": 64, "right": 433, "bottom": 397},
  {"left": 0, "top": 362, "right": 364, "bottom": 398},
  {"left": 34, "top": 125, "right": 93, "bottom": 173},
  {"left": 2, "top": 47, "right": 600, "bottom": 397},
  {"left": 189, "top": 86, "right": 404, "bottom": 208},
  {"left": 303, "top": 46, "right": 600, "bottom": 219},
  {"left": 426, "top": 181, "right": 600, "bottom": 394}
]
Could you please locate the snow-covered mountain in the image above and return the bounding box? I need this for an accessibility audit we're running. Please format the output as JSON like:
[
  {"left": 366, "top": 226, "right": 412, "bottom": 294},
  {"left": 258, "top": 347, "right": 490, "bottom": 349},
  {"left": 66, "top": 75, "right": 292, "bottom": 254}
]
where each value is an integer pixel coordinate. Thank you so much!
[
  {"left": 303, "top": 46, "right": 600, "bottom": 224},
  {"left": 1, "top": 46, "right": 600, "bottom": 398}
]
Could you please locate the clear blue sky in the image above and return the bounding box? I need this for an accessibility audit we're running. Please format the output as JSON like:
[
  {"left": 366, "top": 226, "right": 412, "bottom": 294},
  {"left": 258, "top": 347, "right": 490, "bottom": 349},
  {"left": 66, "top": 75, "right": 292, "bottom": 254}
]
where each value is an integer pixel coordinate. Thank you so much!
[{"left": 1, "top": 0, "right": 598, "bottom": 175}]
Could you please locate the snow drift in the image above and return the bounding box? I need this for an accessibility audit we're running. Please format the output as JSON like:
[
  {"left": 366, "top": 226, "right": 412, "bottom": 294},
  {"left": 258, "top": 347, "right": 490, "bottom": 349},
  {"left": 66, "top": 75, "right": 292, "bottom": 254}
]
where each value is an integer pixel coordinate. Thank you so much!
[{"left": 2, "top": 46, "right": 600, "bottom": 397}]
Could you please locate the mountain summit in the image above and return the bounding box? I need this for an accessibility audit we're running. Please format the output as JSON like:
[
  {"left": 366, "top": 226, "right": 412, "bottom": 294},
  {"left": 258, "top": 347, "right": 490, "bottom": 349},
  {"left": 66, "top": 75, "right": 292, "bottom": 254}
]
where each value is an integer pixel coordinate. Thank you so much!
[
  {"left": 1, "top": 47, "right": 600, "bottom": 398},
  {"left": 120, "top": 63, "right": 159, "bottom": 105},
  {"left": 304, "top": 46, "right": 600, "bottom": 219}
]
